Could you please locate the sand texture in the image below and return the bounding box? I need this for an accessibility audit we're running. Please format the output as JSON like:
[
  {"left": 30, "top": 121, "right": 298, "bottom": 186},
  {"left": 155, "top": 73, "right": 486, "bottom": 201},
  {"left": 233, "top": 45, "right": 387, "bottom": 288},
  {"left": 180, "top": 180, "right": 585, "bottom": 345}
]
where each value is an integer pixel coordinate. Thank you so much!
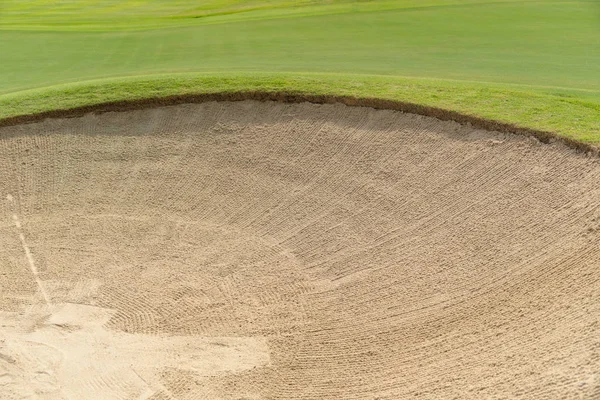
[{"left": 0, "top": 101, "right": 599, "bottom": 399}]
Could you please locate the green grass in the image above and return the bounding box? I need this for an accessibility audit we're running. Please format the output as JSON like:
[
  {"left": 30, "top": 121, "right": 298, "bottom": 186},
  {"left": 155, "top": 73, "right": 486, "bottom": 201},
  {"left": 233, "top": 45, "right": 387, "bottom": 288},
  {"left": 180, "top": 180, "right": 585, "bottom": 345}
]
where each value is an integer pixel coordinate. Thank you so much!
[
  {"left": 1, "top": 0, "right": 599, "bottom": 145},
  {"left": 3, "top": 73, "right": 599, "bottom": 145},
  {"left": 0, "top": 0, "right": 546, "bottom": 31}
]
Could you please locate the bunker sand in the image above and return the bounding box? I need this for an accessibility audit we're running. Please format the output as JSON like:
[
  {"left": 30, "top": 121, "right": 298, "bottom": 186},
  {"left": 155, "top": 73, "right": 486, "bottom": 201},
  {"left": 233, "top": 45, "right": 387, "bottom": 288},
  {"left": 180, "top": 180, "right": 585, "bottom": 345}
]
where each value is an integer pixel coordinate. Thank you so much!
[{"left": 0, "top": 101, "right": 599, "bottom": 399}]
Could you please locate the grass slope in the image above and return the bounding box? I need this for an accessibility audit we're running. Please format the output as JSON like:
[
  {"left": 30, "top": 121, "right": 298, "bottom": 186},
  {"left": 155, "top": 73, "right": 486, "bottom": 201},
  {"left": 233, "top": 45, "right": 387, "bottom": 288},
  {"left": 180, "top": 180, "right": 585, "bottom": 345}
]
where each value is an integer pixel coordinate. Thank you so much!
[
  {"left": 1, "top": 0, "right": 598, "bottom": 145},
  {"left": 2, "top": 73, "right": 599, "bottom": 146}
]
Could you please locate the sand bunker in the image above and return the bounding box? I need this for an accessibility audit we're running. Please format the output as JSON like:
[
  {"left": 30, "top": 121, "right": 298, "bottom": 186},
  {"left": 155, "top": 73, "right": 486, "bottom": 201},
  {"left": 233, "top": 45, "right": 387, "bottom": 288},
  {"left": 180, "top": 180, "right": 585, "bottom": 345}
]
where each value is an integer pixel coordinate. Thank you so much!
[{"left": 0, "top": 100, "right": 599, "bottom": 399}]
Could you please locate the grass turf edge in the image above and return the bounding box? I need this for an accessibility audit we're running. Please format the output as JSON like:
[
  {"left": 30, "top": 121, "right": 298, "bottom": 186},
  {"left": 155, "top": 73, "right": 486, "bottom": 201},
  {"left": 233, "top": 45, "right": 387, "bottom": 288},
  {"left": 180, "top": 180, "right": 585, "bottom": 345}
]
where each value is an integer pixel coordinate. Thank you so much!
[
  {"left": 1, "top": 73, "right": 598, "bottom": 156},
  {"left": 3, "top": 91, "right": 599, "bottom": 157}
]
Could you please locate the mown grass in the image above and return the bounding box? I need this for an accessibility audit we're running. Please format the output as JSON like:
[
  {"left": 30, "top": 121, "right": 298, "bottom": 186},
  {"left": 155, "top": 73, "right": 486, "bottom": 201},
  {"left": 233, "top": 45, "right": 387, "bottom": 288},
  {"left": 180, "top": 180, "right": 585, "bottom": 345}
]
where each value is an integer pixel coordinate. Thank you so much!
[
  {"left": 2, "top": 72, "right": 599, "bottom": 145},
  {"left": 1, "top": 1, "right": 599, "bottom": 95},
  {"left": 0, "top": 0, "right": 598, "bottom": 146},
  {"left": 0, "top": 0, "right": 546, "bottom": 31}
]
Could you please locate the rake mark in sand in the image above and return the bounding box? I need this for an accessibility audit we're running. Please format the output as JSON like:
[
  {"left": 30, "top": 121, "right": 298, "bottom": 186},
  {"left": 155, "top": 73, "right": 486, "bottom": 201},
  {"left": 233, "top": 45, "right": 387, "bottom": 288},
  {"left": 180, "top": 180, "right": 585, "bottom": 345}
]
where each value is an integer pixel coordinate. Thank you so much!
[{"left": 0, "top": 100, "right": 598, "bottom": 399}]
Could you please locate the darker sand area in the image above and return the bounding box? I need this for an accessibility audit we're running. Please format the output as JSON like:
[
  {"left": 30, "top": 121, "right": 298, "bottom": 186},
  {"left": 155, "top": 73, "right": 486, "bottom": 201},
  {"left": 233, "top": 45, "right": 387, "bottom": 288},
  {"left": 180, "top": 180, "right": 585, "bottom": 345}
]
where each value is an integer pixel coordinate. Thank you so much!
[{"left": 0, "top": 101, "right": 599, "bottom": 399}]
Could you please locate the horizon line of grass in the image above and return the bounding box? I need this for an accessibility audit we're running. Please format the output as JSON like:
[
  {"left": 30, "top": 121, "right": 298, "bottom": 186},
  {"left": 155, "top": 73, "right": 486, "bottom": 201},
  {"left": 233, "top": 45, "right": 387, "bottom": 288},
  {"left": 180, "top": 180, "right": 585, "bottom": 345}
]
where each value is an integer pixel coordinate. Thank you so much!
[{"left": 1, "top": 72, "right": 598, "bottom": 151}]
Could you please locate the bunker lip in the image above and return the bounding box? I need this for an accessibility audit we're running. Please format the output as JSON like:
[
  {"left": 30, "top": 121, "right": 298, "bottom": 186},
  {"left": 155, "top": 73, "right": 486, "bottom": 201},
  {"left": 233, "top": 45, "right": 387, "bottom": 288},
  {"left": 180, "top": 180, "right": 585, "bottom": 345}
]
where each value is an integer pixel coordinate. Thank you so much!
[{"left": 0, "top": 91, "right": 597, "bottom": 156}]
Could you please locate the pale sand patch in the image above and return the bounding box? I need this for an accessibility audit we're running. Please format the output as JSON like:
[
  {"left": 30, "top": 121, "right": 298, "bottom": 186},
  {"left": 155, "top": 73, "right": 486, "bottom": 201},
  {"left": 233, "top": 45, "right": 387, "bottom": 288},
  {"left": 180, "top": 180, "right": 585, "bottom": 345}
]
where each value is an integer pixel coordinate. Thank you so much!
[{"left": 1, "top": 301, "right": 269, "bottom": 399}]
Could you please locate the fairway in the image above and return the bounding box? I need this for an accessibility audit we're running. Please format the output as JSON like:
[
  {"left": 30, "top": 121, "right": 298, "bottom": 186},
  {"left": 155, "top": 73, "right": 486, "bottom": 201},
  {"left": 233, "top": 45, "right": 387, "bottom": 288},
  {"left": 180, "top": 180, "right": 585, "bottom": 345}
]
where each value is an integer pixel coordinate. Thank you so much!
[
  {"left": 1, "top": 1, "right": 600, "bottom": 399},
  {"left": 2, "top": 1, "right": 600, "bottom": 91}
]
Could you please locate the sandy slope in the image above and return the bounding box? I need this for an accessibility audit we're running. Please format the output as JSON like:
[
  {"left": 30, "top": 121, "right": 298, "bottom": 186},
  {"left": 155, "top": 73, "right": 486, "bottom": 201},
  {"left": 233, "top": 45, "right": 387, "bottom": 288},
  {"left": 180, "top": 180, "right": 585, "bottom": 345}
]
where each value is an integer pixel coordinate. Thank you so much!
[{"left": 0, "top": 101, "right": 599, "bottom": 399}]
